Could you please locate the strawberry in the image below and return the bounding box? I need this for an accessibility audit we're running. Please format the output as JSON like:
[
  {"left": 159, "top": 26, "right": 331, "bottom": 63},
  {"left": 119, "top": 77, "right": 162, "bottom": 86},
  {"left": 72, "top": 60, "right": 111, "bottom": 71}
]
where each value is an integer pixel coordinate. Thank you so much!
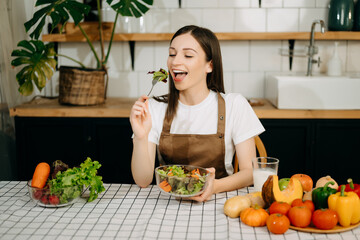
[
  {"left": 49, "top": 195, "right": 60, "bottom": 205},
  {"left": 33, "top": 190, "right": 43, "bottom": 200},
  {"left": 40, "top": 195, "right": 48, "bottom": 204}
]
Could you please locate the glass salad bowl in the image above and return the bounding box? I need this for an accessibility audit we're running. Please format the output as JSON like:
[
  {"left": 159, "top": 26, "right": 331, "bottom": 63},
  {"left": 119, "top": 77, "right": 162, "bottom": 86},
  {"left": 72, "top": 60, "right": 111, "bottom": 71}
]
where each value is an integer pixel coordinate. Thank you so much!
[
  {"left": 27, "top": 180, "right": 83, "bottom": 207},
  {"left": 155, "top": 165, "right": 210, "bottom": 198}
]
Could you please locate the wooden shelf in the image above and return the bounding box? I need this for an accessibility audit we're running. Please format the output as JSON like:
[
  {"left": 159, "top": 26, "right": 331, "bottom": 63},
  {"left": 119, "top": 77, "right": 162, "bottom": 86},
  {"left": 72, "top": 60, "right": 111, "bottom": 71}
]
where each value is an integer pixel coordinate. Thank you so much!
[
  {"left": 42, "top": 31, "right": 360, "bottom": 42},
  {"left": 9, "top": 97, "right": 360, "bottom": 119}
]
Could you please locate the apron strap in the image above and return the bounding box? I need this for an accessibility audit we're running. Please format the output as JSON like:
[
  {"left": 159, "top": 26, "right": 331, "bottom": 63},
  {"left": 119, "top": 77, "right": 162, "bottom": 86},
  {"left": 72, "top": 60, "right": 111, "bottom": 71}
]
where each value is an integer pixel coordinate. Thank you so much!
[{"left": 217, "top": 92, "right": 226, "bottom": 137}]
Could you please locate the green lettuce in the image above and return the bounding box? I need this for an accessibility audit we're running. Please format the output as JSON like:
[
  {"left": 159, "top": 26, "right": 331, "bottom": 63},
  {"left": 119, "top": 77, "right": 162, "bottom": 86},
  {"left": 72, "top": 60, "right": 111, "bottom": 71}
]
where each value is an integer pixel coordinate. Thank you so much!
[{"left": 49, "top": 157, "right": 105, "bottom": 203}]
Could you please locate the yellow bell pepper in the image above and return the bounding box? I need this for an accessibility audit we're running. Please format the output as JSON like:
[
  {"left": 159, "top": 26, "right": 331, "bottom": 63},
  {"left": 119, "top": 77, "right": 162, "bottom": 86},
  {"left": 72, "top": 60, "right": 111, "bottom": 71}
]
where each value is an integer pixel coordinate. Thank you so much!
[{"left": 328, "top": 185, "right": 360, "bottom": 227}]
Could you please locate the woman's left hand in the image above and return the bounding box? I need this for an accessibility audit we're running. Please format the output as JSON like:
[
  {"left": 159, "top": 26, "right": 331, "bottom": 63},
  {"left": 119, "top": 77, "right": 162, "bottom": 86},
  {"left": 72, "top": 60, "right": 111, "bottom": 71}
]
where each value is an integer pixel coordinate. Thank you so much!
[{"left": 187, "top": 167, "right": 216, "bottom": 202}]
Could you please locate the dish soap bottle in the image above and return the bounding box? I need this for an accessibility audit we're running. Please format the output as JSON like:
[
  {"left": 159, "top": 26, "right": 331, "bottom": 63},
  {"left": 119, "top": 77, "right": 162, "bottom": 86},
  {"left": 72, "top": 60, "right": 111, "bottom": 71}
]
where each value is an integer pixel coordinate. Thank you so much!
[{"left": 327, "top": 42, "right": 342, "bottom": 76}]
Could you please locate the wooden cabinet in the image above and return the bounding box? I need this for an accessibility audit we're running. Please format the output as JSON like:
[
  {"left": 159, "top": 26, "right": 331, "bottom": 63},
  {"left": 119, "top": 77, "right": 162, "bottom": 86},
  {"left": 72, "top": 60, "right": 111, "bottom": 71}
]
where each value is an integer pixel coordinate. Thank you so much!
[{"left": 260, "top": 119, "right": 360, "bottom": 183}]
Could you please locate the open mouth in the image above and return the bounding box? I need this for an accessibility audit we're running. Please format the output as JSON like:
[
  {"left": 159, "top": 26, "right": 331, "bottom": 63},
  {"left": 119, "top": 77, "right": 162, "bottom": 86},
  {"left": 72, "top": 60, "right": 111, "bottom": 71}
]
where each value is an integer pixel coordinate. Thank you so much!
[{"left": 173, "top": 70, "right": 188, "bottom": 81}]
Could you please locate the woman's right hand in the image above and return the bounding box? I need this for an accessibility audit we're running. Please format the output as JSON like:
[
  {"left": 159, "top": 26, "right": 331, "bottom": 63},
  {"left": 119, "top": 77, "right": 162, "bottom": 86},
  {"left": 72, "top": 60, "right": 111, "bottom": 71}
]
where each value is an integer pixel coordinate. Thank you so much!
[{"left": 130, "top": 95, "right": 152, "bottom": 140}]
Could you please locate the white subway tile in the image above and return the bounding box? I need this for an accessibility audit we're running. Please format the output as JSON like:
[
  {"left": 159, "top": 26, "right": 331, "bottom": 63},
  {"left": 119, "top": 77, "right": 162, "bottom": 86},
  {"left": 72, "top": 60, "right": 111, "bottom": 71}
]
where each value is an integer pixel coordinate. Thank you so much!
[
  {"left": 250, "top": 0, "right": 261, "bottom": 8},
  {"left": 235, "top": 9, "right": 266, "bottom": 32},
  {"left": 346, "top": 41, "right": 360, "bottom": 72},
  {"left": 170, "top": 9, "right": 203, "bottom": 32},
  {"left": 316, "top": 0, "right": 330, "bottom": 8},
  {"left": 203, "top": 9, "right": 235, "bottom": 32},
  {"left": 284, "top": 0, "right": 315, "bottom": 8},
  {"left": 183, "top": 0, "right": 218, "bottom": 8},
  {"left": 106, "top": 71, "right": 139, "bottom": 97},
  {"left": 232, "top": 72, "right": 265, "bottom": 98},
  {"left": 250, "top": 41, "right": 282, "bottom": 71},
  {"left": 261, "top": 0, "right": 282, "bottom": 8},
  {"left": 224, "top": 72, "right": 233, "bottom": 93},
  {"left": 134, "top": 42, "right": 156, "bottom": 71},
  {"left": 267, "top": 9, "right": 299, "bottom": 32},
  {"left": 106, "top": 42, "right": 131, "bottom": 72},
  {"left": 154, "top": 42, "right": 170, "bottom": 70},
  {"left": 220, "top": 41, "right": 250, "bottom": 71},
  {"left": 219, "top": 0, "right": 250, "bottom": 8},
  {"left": 143, "top": 8, "right": 171, "bottom": 33},
  {"left": 299, "top": 8, "right": 328, "bottom": 31},
  {"left": 58, "top": 42, "right": 99, "bottom": 69},
  {"left": 152, "top": 0, "right": 179, "bottom": 8}
]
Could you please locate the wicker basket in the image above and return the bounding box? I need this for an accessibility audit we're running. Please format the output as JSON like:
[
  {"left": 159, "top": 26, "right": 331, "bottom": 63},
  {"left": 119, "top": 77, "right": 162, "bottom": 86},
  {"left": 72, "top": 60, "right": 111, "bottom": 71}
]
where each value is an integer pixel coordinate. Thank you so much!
[{"left": 59, "top": 66, "right": 107, "bottom": 105}]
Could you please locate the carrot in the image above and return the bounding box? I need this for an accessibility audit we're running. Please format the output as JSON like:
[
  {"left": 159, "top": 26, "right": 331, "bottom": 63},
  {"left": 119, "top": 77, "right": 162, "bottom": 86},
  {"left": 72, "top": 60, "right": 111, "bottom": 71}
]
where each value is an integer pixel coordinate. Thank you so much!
[
  {"left": 191, "top": 174, "right": 199, "bottom": 180},
  {"left": 192, "top": 168, "right": 200, "bottom": 175},
  {"left": 31, "top": 162, "right": 50, "bottom": 188},
  {"left": 191, "top": 168, "right": 201, "bottom": 179},
  {"left": 159, "top": 180, "right": 172, "bottom": 192}
]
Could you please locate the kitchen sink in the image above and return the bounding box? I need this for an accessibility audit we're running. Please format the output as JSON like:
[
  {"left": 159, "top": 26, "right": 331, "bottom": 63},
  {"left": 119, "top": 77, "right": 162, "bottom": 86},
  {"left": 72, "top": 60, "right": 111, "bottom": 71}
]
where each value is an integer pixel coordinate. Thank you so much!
[{"left": 265, "top": 75, "right": 360, "bottom": 109}]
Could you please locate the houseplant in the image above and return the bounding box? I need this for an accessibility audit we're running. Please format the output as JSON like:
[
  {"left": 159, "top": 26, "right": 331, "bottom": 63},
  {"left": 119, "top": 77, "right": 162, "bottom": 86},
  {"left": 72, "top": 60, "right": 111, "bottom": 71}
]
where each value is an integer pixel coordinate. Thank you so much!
[{"left": 11, "top": 0, "right": 153, "bottom": 105}]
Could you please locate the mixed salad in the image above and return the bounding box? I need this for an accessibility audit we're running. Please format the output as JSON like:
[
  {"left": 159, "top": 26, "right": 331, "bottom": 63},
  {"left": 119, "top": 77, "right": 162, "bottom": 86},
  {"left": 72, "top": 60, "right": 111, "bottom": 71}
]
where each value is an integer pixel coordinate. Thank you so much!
[{"left": 156, "top": 165, "right": 208, "bottom": 196}]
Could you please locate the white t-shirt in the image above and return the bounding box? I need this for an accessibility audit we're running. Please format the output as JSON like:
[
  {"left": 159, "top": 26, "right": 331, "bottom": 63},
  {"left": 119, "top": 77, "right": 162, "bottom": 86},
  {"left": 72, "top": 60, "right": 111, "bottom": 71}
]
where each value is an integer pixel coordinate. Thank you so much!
[{"left": 147, "top": 90, "right": 265, "bottom": 175}]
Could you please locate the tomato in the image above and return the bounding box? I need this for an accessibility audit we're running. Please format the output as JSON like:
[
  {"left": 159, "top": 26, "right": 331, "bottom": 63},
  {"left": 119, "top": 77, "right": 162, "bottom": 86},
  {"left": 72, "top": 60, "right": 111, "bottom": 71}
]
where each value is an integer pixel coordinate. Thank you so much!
[
  {"left": 266, "top": 213, "right": 290, "bottom": 234},
  {"left": 291, "top": 198, "right": 315, "bottom": 213},
  {"left": 312, "top": 209, "right": 338, "bottom": 230},
  {"left": 287, "top": 206, "right": 312, "bottom": 228},
  {"left": 291, "top": 174, "right": 313, "bottom": 192},
  {"left": 269, "top": 201, "right": 291, "bottom": 215}
]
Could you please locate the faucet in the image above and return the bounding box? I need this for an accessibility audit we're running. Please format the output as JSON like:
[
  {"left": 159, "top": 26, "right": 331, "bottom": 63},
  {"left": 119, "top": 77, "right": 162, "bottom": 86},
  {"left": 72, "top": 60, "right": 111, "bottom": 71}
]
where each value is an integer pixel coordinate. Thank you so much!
[{"left": 306, "top": 19, "right": 326, "bottom": 76}]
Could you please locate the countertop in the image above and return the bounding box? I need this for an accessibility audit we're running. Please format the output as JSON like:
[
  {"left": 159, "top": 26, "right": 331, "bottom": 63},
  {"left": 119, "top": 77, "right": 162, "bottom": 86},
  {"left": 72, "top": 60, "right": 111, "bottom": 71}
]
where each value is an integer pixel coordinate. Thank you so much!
[
  {"left": 9, "top": 97, "right": 360, "bottom": 119},
  {"left": 1, "top": 181, "right": 359, "bottom": 240}
]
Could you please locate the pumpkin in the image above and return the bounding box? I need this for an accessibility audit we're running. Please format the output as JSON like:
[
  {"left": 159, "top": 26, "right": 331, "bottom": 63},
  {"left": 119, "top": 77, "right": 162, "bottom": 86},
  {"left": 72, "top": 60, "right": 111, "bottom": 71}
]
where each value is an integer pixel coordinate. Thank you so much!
[
  {"left": 315, "top": 175, "right": 338, "bottom": 190},
  {"left": 223, "top": 195, "right": 252, "bottom": 218},
  {"left": 262, "top": 175, "right": 303, "bottom": 208},
  {"left": 240, "top": 206, "right": 269, "bottom": 227},
  {"left": 246, "top": 191, "right": 266, "bottom": 208}
]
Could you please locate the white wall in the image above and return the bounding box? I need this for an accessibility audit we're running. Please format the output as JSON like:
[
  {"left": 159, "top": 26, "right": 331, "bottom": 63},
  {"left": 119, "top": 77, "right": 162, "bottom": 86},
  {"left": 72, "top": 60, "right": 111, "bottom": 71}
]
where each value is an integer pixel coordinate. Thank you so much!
[{"left": 44, "top": 0, "right": 360, "bottom": 99}]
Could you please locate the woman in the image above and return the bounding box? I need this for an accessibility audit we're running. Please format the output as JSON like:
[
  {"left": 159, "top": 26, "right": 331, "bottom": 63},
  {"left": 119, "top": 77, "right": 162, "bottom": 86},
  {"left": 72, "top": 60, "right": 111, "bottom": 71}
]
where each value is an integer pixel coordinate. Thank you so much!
[{"left": 130, "top": 25, "right": 265, "bottom": 202}]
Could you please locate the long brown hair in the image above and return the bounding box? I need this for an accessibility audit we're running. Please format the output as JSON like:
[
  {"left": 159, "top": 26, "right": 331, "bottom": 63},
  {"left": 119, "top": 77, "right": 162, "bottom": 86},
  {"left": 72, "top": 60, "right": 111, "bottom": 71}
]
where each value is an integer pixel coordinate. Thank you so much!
[{"left": 154, "top": 25, "right": 224, "bottom": 122}]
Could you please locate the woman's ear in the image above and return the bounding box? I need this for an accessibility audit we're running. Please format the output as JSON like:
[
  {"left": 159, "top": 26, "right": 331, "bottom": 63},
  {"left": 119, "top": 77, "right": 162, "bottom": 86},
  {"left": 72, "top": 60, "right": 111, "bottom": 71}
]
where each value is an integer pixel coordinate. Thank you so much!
[{"left": 206, "top": 60, "right": 213, "bottom": 73}]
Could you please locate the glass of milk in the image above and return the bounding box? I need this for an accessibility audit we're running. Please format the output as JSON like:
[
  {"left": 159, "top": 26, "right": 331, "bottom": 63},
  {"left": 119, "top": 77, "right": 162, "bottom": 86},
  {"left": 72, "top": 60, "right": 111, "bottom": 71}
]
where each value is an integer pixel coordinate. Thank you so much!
[{"left": 252, "top": 157, "right": 279, "bottom": 192}]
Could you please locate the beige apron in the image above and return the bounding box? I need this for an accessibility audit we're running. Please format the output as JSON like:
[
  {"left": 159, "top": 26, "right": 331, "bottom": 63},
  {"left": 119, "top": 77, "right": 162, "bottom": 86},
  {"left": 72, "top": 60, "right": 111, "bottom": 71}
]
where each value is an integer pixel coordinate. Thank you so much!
[{"left": 159, "top": 92, "right": 228, "bottom": 179}]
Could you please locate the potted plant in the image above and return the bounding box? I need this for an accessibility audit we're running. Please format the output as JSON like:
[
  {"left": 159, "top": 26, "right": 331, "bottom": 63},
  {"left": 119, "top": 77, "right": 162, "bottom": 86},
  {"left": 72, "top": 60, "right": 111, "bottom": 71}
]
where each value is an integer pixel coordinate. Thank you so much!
[{"left": 11, "top": 0, "right": 153, "bottom": 105}]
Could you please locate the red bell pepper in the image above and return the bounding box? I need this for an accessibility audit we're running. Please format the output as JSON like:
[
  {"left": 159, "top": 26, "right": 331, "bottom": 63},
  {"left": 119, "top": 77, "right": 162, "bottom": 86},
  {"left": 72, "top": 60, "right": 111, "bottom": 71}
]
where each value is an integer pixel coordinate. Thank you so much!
[{"left": 338, "top": 178, "right": 360, "bottom": 198}]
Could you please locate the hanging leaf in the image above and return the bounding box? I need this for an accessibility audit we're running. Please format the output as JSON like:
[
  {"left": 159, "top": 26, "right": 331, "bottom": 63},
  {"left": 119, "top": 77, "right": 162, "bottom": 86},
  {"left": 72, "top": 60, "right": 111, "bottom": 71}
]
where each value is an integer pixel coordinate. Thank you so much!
[
  {"left": 11, "top": 40, "right": 56, "bottom": 96},
  {"left": 107, "top": 0, "right": 153, "bottom": 18},
  {"left": 24, "top": 0, "right": 91, "bottom": 39}
]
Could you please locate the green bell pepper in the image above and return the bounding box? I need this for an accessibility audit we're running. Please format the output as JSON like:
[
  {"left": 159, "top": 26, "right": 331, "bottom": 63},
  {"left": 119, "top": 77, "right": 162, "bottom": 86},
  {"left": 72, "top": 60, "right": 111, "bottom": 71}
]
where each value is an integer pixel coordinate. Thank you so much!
[{"left": 312, "top": 181, "right": 337, "bottom": 210}]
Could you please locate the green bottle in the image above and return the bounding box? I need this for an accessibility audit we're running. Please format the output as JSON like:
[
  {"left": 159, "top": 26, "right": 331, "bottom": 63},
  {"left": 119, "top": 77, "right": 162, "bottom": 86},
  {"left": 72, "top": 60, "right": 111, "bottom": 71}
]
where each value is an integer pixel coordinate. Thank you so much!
[
  {"left": 354, "top": 0, "right": 360, "bottom": 31},
  {"left": 328, "top": 0, "right": 354, "bottom": 31}
]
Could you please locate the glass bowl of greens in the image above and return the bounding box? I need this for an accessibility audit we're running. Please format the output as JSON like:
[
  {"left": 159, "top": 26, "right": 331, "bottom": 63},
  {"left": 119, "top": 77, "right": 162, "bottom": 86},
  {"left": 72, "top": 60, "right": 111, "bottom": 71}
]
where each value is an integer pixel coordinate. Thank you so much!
[
  {"left": 155, "top": 165, "right": 210, "bottom": 197},
  {"left": 27, "top": 180, "right": 83, "bottom": 208}
]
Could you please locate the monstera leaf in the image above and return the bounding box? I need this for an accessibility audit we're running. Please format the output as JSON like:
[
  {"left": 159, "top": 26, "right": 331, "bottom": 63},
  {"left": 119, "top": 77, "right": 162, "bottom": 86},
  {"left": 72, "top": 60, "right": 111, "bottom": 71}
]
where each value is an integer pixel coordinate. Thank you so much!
[
  {"left": 25, "top": 0, "right": 91, "bottom": 39},
  {"left": 11, "top": 40, "right": 56, "bottom": 96},
  {"left": 107, "top": 0, "right": 153, "bottom": 18}
]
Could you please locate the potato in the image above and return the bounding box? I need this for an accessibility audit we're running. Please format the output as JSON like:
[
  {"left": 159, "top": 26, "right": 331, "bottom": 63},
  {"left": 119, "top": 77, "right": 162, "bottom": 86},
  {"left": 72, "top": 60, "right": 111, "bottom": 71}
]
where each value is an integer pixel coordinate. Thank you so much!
[
  {"left": 224, "top": 196, "right": 252, "bottom": 218},
  {"left": 246, "top": 191, "right": 266, "bottom": 208}
]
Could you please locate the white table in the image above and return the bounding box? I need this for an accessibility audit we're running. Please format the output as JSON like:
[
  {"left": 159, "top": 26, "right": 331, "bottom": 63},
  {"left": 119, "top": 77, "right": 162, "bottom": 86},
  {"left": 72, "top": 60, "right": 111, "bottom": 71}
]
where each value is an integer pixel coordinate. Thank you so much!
[{"left": 0, "top": 181, "right": 359, "bottom": 240}]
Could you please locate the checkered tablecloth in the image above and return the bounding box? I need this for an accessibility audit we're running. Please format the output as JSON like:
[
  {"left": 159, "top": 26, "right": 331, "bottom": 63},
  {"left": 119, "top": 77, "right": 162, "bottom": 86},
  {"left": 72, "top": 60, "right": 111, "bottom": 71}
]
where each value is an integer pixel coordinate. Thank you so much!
[{"left": 0, "top": 181, "right": 359, "bottom": 240}]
